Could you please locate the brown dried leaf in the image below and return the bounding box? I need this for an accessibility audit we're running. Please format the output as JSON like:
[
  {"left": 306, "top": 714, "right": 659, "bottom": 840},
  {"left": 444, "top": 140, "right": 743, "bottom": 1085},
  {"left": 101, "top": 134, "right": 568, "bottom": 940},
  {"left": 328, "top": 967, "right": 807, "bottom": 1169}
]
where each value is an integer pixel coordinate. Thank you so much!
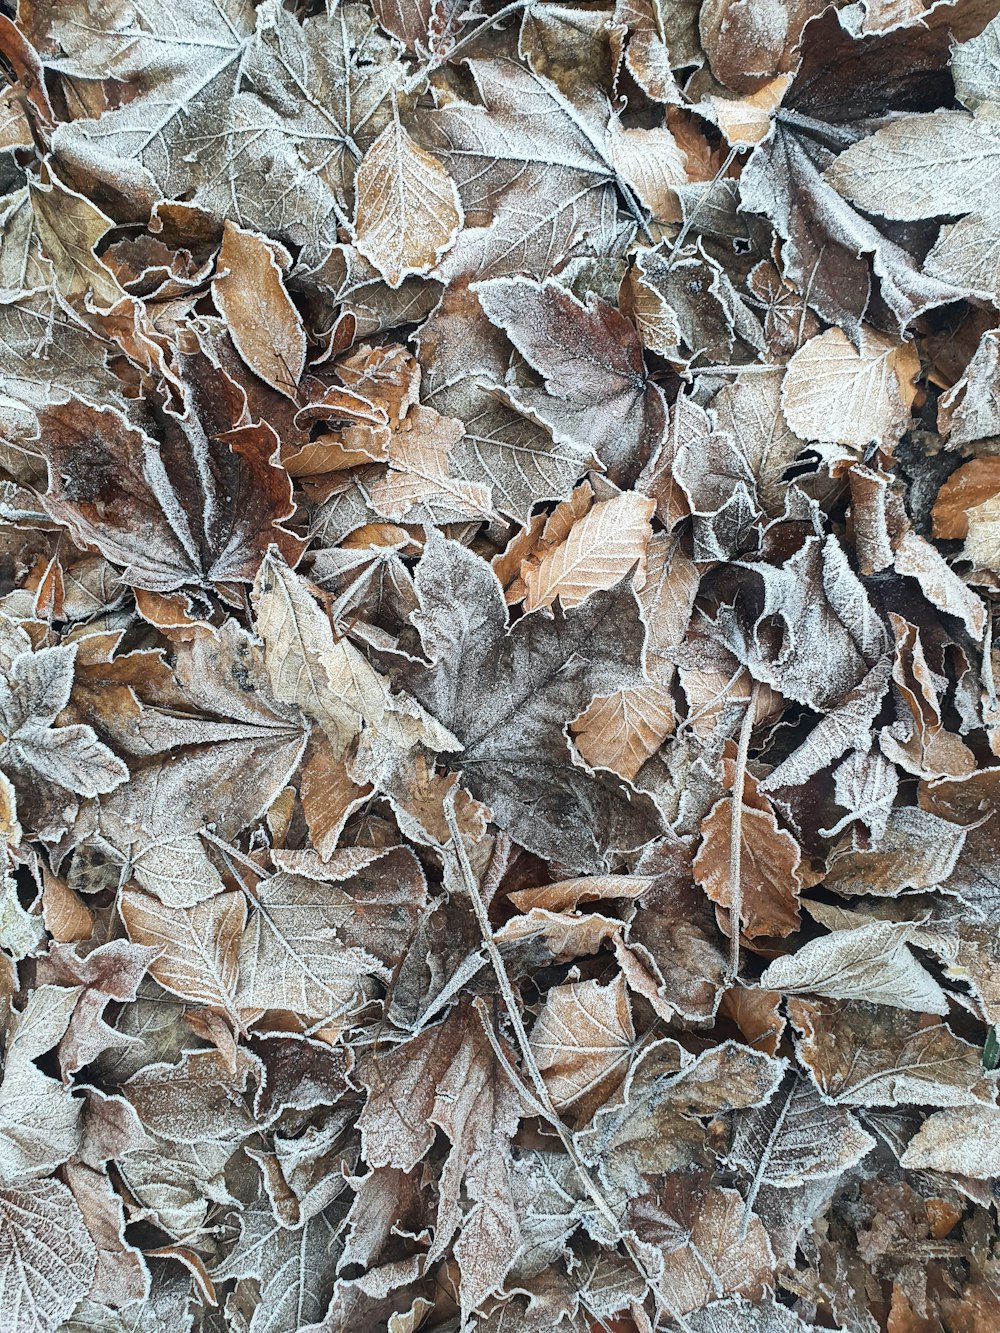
[
  {"left": 694, "top": 766, "right": 805, "bottom": 939},
  {"left": 120, "top": 886, "right": 245, "bottom": 1022},
  {"left": 212, "top": 221, "right": 307, "bottom": 398},
  {"left": 570, "top": 681, "right": 675, "bottom": 781},
  {"left": 530, "top": 973, "right": 635, "bottom": 1114},
  {"left": 522, "top": 491, "right": 655, "bottom": 612},
  {"left": 353, "top": 114, "right": 462, "bottom": 287}
]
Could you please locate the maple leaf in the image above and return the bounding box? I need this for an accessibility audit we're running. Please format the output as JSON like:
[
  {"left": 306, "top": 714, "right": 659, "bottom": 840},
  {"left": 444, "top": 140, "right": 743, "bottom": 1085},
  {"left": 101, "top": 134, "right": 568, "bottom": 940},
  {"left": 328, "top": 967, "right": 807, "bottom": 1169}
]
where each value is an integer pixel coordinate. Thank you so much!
[
  {"left": 0, "top": 1179, "right": 97, "bottom": 1333},
  {"left": 422, "top": 56, "right": 633, "bottom": 280},
  {"left": 738, "top": 8, "right": 968, "bottom": 335},
  {"left": 474, "top": 275, "right": 667, "bottom": 484},
  {"left": 44, "top": 1, "right": 405, "bottom": 267},
  {"left": 417, "top": 284, "right": 586, "bottom": 521},
  {"left": 397, "top": 529, "right": 661, "bottom": 869},
  {"left": 32, "top": 355, "right": 303, "bottom": 594},
  {"left": 82, "top": 623, "right": 309, "bottom": 905}
]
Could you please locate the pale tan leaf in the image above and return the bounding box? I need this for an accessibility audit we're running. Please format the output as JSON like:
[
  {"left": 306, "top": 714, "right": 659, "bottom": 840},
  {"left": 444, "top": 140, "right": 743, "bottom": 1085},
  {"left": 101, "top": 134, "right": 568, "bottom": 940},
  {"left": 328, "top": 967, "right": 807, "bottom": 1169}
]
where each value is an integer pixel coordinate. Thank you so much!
[
  {"left": 789, "top": 997, "right": 997, "bottom": 1108},
  {"left": 0, "top": 985, "right": 83, "bottom": 1181},
  {"left": 493, "top": 907, "right": 623, "bottom": 962},
  {"left": 635, "top": 1185, "right": 774, "bottom": 1315},
  {"left": 501, "top": 482, "right": 594, "bottom": 604},
  {"left": 636, "top": 534, "right": 699, "bottom": 682},
  {"left": 781, "top": 326, "right": 919, "bottom": 451},
  {"left": 28, "top": 169, "right": 123, "bottom": 310},
  {"left": 530, "top": 973, "right": 634, "bottom": 1112},
  {"left": 41, "top": 870, "right": 93, "bottom": 944},
  {"left": 571, "top": 681, "right": 675, "bottom": 780},
  {"left": 299, "top": 731, "right": 372, "bottom": 861},
  {"left": 607, "top": 120, "right": 688, "bottom": 221},
  {"left": 523, "top": 491, "right": 655, "bottom": 611},
  {"left": 252, "top": 551, "right": 459, "bottom": 759},
  {"left": 120, "top": 887, "right": 245, "bottom": 1020},
  {"left": 760, "top": 922, "right": 950, "bottom": 1014},
  {"left": 368, "top": 404, "right": 492, "bottom": 520},
  {"left": 824, "top": 110, "right": 1000, "bottom": 222},
  {"left": 629, "top": 264, "right": 684, "bottom": 358},
  {"left": 212, "top": 220, "right": 307, "bottom": 398},
  {"left": 353, "top": 114, "right": 462, "bottom": 287},
  {"left": 701, "top": 75, "right": 791, "bottom": 146},
  {"left": 693, "top": 769, "right": 804, "bottom": 939},
  {"left": 900, "top": 1105, "right": 1000, "bottom": 1178},
  {"left": 508, "top": 875, "right": 655, "bottom": 912},
  {"left": 892, "top": 529, "right": 987, "bottom": 639}
]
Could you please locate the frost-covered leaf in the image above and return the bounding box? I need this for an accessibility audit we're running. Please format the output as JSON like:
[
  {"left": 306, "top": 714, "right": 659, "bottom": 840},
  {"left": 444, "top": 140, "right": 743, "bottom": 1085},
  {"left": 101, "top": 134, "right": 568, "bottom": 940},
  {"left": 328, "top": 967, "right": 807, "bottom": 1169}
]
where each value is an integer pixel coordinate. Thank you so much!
[
  {"left": 354, "top": 115, "right": 462, "bottom": 286},
  {"left": 120, "top": 888, "right": 245, "bottom": 1022},
  {"left": 781, "top": 326, "right": 919, "bottom": 451},
  {"left": 0, "top": 1179, "right": 96, "bottom": 1333},
  {"left": 212, "top": 222, "right": 306, "bottom": 398},
  {"left": 726, "top": 1072, "right": 875, "bottom": 1203},
  {"left": 790, "top": 997, "right": 997, "bottom": 1106},
  {"left": 530, "top": 973, "right": 634, "bottom": 1113},
  {"left": 522, "top": 491, "right": 655, "bottom": 612},
  {"left": 825, "top": 111, "right": 1000, "bottom": 222},
  {"left": 900, "top": 1105, "right": 1000, "bottom": 1177},
  {"left": 760, "top": 922, "right": 950, "bottom": 1014},
  {"left": 474, "top": 276, "right": 667, "bottom": 484},
  {"left": 398, "top": 530, "right": 661, "bottom": 869}
]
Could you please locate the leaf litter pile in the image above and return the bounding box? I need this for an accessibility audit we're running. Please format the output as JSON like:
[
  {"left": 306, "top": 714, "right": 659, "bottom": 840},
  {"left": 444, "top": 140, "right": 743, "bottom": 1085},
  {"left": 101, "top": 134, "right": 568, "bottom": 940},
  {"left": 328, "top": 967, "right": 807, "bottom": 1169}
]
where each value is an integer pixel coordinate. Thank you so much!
[{"left": 7, "top": 0, "right": 1000, "bottom": 1330}]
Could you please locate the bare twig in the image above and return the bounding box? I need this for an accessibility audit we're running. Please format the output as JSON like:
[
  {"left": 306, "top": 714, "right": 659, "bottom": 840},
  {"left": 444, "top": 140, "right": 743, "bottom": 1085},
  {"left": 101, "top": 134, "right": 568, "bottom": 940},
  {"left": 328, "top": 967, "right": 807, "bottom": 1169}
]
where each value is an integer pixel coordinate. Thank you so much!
[
  {"left": 402, "top": 0, "right": 535, "bottom": 95},
  {"left": 727, "top": 681, "right": 762, "bottom": 982},
  {"left": 444, "top": 793, "right": 694, "bottom": 1332}
]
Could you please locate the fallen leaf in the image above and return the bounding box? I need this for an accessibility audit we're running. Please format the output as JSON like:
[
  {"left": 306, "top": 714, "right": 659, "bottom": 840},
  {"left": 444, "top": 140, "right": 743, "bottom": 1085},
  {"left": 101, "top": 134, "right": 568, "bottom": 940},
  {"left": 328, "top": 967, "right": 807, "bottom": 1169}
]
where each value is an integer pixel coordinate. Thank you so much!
[
  {"left": 212, "top": 221, "right": 307, "bottom": 399},
  {"left": 354, "top": 111, "right": 462, "bottom": 286}
]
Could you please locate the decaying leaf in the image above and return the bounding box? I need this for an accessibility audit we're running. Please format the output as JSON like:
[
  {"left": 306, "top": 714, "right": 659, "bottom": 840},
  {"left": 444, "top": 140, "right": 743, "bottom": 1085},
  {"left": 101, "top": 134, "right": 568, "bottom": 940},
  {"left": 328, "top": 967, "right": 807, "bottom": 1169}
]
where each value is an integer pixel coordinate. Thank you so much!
[
  {"left": 212, "top": 222, "right": 307, "bottom": 398},
  {"left": 781, "top": 326, "right": 919, "bottom": 453},
  {"left": 530, "top": 973, "right": 635, "bottom": 1115},
  {"left": 0, "top": 1180, "right": 97, "bottom": 1333}
]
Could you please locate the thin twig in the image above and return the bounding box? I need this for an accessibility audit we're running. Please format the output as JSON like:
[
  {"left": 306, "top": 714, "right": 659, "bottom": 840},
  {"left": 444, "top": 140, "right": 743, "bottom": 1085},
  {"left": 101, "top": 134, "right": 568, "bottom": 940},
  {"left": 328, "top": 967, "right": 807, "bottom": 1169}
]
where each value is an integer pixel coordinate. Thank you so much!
[
  {"left": 444, "top": 794, "right": 694, "bottom": 1332},
  {"left": 664, "top": 142, "right": 743, "bottom": 271},
  {"left": 402, "top": 0, "right": 534, "bottom": 95},
  {"left": 727, "top": 682, "right": 761, "bottom": 982}
]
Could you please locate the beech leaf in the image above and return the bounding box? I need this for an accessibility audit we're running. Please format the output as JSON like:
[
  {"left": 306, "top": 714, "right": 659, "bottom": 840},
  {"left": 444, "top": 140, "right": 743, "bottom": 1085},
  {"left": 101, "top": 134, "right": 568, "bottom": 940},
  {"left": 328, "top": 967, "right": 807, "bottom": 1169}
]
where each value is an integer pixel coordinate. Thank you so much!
[{"left": 353, "top": 114, "right": 463, "bottom": 286}]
